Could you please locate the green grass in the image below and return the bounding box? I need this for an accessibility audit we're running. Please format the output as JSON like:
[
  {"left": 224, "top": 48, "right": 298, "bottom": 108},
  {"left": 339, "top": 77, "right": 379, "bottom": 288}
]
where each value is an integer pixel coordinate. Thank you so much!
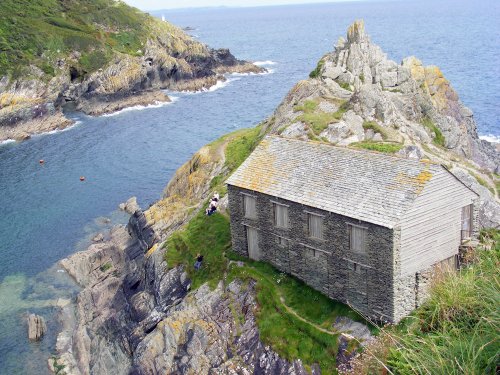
[
  {"left": 224, "top": 125, "right": 263, "bottom": 172},
  {"left": 351, "top": 141, "right": 403, "bottom": 154},
  {"left": 338, "top": 81, "right": 351, "bottom": 91},
  {"left": 309, "top": 58, "right": 325, "bottom": 78},
  {"left": 99, "top": 262, "right": 112, "bottom": 272},
  {"left": 362, "top": 121, "right": 388, "bottom": 140},
  {"left": 386, "top": 233, "right": 500, "bottom": 374},
  {"left": 164, "top": 209, "right": 232, "bottom": 290},
  {"left": 0, "top": 0, "right": 155, "bottom": 77},
  {"left": 162, "top": 208, "right": 370, "bottom": 373},
  {"left": 294, "top": 99, "right": 349, "bottom": 135},
  {"left": 79, "top": 50, "right": 111, "bottom": 73},
  {"left": 422, "top": 117, "right": 446, "bottom": 147},
  {"left": 351, "top": 230, "right": 499, "bottom": 374}
]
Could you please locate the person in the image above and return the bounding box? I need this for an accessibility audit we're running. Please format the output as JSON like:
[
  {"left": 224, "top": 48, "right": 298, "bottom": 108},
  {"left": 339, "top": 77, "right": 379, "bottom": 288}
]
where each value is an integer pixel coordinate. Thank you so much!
[
  {"left": 194, "top": 254, "right": 204, "bottom": 270},
  {"left": 206, "top": 198, "right": 218, "bottom": 216},
  {"left": 212, "top": 192, "right": 220, "bottom": 202}
]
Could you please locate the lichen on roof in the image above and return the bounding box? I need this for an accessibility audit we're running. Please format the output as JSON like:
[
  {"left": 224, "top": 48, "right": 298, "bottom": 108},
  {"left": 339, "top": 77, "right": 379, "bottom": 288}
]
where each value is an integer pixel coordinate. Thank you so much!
[{"left": 226, "top": 136, "right": 454, "bottom": 228}]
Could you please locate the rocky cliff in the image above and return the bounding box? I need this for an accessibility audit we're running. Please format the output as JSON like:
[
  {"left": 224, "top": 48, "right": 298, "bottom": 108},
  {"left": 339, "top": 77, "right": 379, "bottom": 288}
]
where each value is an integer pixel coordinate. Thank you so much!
[
  {"left": 52, "top": 21, "right": 499, "bottom": 375},
  {"left": 263, "top": 20, "right": 499, "bottom": 227},
  {"left": 0, "top": 0, "right": 262, "bottom": 142}
]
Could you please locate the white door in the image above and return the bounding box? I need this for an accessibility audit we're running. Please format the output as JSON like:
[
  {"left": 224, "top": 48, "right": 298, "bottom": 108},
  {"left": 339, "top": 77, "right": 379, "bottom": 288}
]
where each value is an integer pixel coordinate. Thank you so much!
[{"left": 246, "top": 226, "right": 260, "bottom": 260}]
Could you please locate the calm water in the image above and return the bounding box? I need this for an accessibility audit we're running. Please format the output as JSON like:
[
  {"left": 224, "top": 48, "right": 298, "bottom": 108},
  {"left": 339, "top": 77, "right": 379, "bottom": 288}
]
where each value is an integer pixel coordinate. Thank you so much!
[{"left": 0, "top": 1, "right": 498, "bottom": 373}]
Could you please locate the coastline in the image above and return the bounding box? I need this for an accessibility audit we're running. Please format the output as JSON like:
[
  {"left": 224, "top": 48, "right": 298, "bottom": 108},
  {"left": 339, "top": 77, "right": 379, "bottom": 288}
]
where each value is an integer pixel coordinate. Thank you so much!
[{"left": 0, "top": 65, "right": 267, "bottom": 145}]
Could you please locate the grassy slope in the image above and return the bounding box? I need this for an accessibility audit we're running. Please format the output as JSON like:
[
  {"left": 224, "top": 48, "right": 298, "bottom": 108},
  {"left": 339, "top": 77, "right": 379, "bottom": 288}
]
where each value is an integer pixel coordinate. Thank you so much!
[
  {"left": 162, "top": 124, "right": 499, "bottom": 373},
  {"left": 0, "top": 0, "right": 184, "bottom": 79},
  {"left": 163, "top": 126, "right": 371, "bottom": 374},
  {"left": 348, "top": 229, "right": 499, "bottom": 375}
]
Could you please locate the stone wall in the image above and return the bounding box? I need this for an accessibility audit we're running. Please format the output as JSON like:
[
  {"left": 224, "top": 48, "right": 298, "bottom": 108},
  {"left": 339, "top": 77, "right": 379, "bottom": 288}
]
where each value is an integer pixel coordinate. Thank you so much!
[{"left": 228, "top": 184, "right": 397, "bottom": 322}]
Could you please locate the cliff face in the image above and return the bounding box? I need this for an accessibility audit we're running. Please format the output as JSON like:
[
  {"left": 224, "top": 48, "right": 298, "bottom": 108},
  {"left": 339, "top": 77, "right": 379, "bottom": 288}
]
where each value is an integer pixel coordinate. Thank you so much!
[
  {"left": 52, "top": 21, "right": 499, "bottom": 375},
  {"left": 265, "top": 20, "right": 499, "bottom": 174},
  {"left": 55, "top": 131, "right": 319, "bottom": 374},
  {"left": 0, "top": 0, "right": 262, "bottom": 141}
]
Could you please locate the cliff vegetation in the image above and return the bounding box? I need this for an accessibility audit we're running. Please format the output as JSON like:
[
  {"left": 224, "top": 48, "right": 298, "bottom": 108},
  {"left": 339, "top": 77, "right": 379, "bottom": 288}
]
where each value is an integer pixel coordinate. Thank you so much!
[{"left": 346, "top": 229, "right": 499, "bottom": 374}]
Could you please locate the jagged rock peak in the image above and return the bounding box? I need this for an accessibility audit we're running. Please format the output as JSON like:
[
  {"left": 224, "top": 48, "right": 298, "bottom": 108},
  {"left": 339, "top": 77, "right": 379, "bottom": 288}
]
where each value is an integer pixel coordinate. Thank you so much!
[{"left": 347, "top": 20, "right": 369, "bottom": 43}]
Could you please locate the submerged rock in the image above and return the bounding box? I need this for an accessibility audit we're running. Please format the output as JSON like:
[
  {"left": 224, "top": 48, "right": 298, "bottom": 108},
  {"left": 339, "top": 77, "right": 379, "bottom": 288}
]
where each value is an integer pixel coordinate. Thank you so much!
[{"left": 27, "top": 313, "right": 47, "bottom": 341}]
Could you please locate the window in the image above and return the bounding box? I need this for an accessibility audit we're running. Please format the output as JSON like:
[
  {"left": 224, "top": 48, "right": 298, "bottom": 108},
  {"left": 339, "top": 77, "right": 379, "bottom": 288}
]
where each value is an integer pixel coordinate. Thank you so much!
[
  {"left": 243, "top": 194, "right": 257, "bottom": 219},
  {"left": 273, "top": 203, "right": 289, "bottom": 228},
  {"left": 308, "top": 213, "right": 324, "bottom": 239},
  {"left": 348, "top": 224, "right": 367, "bottom": 253},
  {"left": 461, "top": 204, "right": 472, "bottom": 240},
  {"left": 275, "top": 236, "right": 288, "bottom": 247}
]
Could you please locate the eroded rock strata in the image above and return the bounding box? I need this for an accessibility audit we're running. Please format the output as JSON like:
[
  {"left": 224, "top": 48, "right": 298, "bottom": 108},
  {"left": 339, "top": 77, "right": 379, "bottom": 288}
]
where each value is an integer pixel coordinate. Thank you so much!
[
  {"left": 53, "top": 20, "right": 499, "bottom": 375},
  {"left": 0, "top": 12, "right": 262, "bottom": 142}
]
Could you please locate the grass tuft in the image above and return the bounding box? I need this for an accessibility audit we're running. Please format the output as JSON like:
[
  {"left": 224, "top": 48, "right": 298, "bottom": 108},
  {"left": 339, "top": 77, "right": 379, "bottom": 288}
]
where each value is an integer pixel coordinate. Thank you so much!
[
  {"left": 294, "top": 99, "right": 349, "bottom": 135},
  {"left": 362, "top": 121, "right": 388, "bottom": 140},
  {"left": 350, "top": 141, "right": 403, "bottom": 154},
  {"left": 347, "top": 229, "right": 500, "bottom": 375},
  {"left": 309, "top": 58, "right": 325, "bottom": 79},
  {"left": 422, "top": 117, "right": 445, "bottom": 147}
]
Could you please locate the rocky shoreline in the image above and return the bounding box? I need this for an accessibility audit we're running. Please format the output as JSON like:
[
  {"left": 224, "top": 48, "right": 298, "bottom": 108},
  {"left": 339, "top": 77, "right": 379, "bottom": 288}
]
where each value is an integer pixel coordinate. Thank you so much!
[
  {"left": 0, "top": 62, "right": 264, "bottom": 143},
  {"left": 53, "top": 209, "right": 322, "bottom": 375},
  {"left": 45, "top": 20, "right": 499, "bottom": 375}
]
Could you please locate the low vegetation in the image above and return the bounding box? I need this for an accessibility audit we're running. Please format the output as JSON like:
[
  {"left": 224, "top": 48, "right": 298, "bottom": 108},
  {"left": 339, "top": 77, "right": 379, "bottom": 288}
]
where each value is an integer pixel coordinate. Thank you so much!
[
  {"left": 163, "top": 127, "right": 374, "bottom": 373},
  {"left": 350, "top": 141, "right": 403, "bottom": 154},
  {"left": 294, "top": 99, "right": 349, "bottom": 135},
  {"left": 309, "top": 58, "right": 326, "bottom": 79},
  {"left": 0, "top": 0, "right": 191, "bottom": 79},
  {"left": 471, "top": 172, "right": 495, "bottom": 195},
  {"left": 99, "top": 262, "right": 112, "bottom": 272},
  {"left": 338, "top": 81, "right": 352, "bottom": 91},
  {"left": 362, "top": 121, "right": 388, "bottom": 140},
  {"left": 164, "top": 206, "right": 370, "bottom": 373},
  {"left": 348, "top": 229, "right": 499, "bottom": 374},
  {"left": 224, "top": 125, "right": 263, "bottom": 172},
  {"left": 422, "top": 117, "right": 445, "bottom": 147}
]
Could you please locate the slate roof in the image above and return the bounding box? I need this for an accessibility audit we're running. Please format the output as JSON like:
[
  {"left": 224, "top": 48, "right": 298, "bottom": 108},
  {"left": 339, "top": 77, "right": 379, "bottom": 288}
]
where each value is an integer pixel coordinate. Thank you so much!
[{"left": 226, "top": 136, "right": 454, "bottom": 228}]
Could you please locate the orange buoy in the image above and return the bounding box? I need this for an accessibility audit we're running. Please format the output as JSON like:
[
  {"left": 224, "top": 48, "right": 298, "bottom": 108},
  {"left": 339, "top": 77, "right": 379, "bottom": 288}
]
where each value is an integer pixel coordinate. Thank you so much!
[
  {"left": 80, "top": 176, "right": 85, "bottom": 181},
  {"left": 39, "top": 159, "right": 44, "bottom": 164}
]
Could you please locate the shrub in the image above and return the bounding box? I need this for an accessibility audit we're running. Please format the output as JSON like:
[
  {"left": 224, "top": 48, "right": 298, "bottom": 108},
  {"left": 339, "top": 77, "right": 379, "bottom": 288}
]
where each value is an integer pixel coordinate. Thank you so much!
[{"left": 79, "top": 50, "right": 110, "bottom": 73}]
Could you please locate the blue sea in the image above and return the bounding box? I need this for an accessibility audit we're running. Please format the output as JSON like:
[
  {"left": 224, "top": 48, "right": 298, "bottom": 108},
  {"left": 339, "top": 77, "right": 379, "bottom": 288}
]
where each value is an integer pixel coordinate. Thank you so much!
[{"left": 0, "top": 1, "right": 498, "bottom": 373}]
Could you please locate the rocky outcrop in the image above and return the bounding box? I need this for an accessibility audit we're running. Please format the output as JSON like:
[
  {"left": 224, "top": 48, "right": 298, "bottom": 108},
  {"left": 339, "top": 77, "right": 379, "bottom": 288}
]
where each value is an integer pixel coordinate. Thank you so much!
[
  {"left": 119, "top": 197, "right": 141, "bottom": 215},
  {"left": 265, "top": 20, "right": 499, "bottom": 174},
  {"left": 55, "top": 208, "right": 313, "bottom": 375},
  {"left": 264, "top": 20, "right": 499, "bottom": 226},
  {"left": 0, "top": 16, "right": 263, "bottom": 142},
  {"left": 27, "top": 313, "right": 47, "bottom": 341}
]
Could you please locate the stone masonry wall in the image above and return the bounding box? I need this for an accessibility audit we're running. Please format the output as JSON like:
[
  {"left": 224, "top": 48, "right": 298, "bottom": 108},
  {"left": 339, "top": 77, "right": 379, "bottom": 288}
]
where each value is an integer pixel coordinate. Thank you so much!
[{"left": 227, "top": 184, "right": 397, "bottom": 322}]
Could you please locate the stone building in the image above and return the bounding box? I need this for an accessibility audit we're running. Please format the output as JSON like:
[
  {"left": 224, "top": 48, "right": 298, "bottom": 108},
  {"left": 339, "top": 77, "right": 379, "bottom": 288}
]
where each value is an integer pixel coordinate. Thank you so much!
[{"left": 226, "top": 136, "right": 479, "bottom": 322}]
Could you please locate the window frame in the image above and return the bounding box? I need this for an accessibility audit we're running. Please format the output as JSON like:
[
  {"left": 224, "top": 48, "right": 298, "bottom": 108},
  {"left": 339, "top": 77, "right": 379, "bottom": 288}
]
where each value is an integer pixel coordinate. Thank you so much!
[
  {"left": 271, "top": 201, "right": 289, "bottom": 229},
  {"left": 347, "top": 223, "right": 368, "bottom": 254},
  {"left": 242, "top": 193, "right": 257, "bottom": 219},
  {"left": 307, "top": 212, "right": 324, "bottom": 240}
]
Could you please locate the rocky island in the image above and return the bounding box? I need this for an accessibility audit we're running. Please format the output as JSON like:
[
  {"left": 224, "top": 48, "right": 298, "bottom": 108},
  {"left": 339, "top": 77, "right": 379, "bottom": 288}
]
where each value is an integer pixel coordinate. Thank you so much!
[
  {"left": 0, "top": 0, "right": 262, "bottom": 142},
  {"left": 51, "top": 20, "right": 499, "bottom": 374}
]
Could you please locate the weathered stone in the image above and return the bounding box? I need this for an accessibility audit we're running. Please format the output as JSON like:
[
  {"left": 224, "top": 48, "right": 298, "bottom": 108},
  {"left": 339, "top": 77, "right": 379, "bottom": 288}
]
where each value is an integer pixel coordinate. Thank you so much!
[
  {"left": 322, "top": 63, "right": 344, "bottom": 80},
  {"left": 119, "top": 196, "right": 140, "bottom": 215},
  {"left": 397, "top": 145, "right": 424, "bottom": 160},
  {"left": 27, "top": 313, "right": 47, "bottom": 341}
]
